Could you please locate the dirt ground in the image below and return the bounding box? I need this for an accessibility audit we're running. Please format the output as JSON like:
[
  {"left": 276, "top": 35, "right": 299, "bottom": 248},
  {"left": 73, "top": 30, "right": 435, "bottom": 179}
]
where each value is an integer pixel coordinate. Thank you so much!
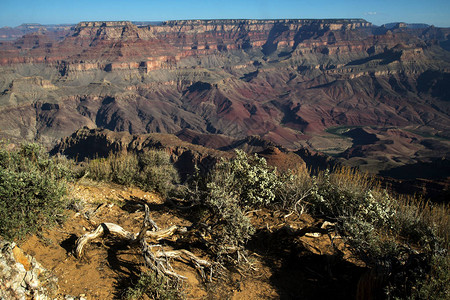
[{"left": 20, "top": 179, "right": 364, "bottom": 299}]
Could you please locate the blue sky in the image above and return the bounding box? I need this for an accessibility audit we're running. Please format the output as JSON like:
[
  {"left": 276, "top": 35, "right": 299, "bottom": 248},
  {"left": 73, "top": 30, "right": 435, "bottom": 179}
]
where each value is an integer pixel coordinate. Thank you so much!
[{"left": 1, "top": 0, "right": 449, "bottom": 27}]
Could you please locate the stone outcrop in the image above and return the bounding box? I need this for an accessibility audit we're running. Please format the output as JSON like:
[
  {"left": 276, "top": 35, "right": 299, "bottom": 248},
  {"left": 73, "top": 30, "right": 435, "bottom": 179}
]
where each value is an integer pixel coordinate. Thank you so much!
[
  {"left": 0, "top": 19, "right": 449, "bottom": 176},
  {"left": 51, "top": 127, "right": 231, "bottom": 180},
  {"left": 0, "top": 19, "right": 386, "bottom": 67},
  {"left": 0, "top": 239, "right": 59, "bottom": 299},
  {"left": 51, "top": 127, "right": 310, "bottom": 179}
]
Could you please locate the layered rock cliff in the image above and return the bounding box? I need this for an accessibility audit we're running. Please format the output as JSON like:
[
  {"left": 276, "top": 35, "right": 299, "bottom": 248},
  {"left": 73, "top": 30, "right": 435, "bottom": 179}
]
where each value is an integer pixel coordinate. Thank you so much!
[{"left": 0, "top": 19, "right": 449, "bottom": 174}]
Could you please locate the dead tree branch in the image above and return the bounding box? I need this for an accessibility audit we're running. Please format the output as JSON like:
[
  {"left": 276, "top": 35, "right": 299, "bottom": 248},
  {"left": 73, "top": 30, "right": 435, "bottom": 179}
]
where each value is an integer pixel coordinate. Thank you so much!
[{"left": 74, "top": 204, "right": 212, "bottom": 282}]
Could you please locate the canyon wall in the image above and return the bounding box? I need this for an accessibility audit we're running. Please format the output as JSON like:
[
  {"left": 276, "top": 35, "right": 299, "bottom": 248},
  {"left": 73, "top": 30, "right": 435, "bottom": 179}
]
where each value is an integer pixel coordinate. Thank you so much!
[{"left": 0, "top": 19, "right": 449, "bottom": 175}]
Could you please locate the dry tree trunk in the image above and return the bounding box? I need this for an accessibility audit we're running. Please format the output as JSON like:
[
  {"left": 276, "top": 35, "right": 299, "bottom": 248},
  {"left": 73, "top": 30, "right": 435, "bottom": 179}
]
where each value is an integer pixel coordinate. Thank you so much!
[{"left": 74, "top": 204, "right": 212, "bottom": 281}]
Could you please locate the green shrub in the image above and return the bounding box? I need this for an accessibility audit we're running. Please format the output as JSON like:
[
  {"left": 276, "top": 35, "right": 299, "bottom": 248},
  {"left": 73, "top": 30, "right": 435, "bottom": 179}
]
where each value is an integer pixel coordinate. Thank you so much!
[
  {"left": 341, "top": 216, "right": 400, "bottom": 265},
  {"left": 125, "top": 271, "right": 183, "bottom": 300},
  {"left": 187, "top": 150, "right": 280, "bottom": 260},
  {"left": 274, "top": 168, "right": 313, "bottom": 213},
  {"left": 84, "top": 157, "right": 112, "bottom": 181},
  {"left": 302, "top": 167, "right": 449, "bottom": 299},
  {"left": 308, "top": 169, "right": 395, "bottom": 228},
  {"left": 135, "top": 151, "right": 179, "bottom": 197},
  {"left": 212, "top": 150, "right": 280, "bottom": 207},
  {"left": 413, "top": 254, "right": 450, "bottom": 300},
  {"left": 0, "top": 143, "right": 68, "bottom": 241},
  {"left": 85, "top": 150, "right": 178, "bottom": 196},
  {"left": 393, "top": 200, "right": 439, "bottom": 250},
  {"left": 110, "top": 154, "right": 139, "bottom": 186},
  {"left": 204, "top": 180, "right": 255, "bottom": 256}
]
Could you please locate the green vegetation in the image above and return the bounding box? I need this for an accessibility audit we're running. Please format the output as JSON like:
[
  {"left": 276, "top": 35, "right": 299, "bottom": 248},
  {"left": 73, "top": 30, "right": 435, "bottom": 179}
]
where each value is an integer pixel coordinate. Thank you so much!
[
  {"left": 303, "top": 166, "right": 448, "bottom": 299},
  {"left": 186, "top": 151, "right": 449, "bottom": 298},
  {"left": 325, "top": 125, "right": 363, "bottom": 136},
  {"left": 405, "top": 128, "right": 450, "bottom": 141},
  {"left": 84, "top": 150, "right": 179, "bottom": 197},
  {"left": 1, "top": 143, "right": 447, "bottom": 299},
  {"left": 0, "top": 143, "right": 70, "bottom": 241},
  {"left": 185, "top": 150, "right": 278, "bottom": 260},
  {"left": 124, "top": 271, "right": 183, "bottom": 300},
  {"left": 413, "top": 254, "right": 450, "bottom": 299},
  {"left": 209, "top": 150, "right": 279, "bottom": 207}
]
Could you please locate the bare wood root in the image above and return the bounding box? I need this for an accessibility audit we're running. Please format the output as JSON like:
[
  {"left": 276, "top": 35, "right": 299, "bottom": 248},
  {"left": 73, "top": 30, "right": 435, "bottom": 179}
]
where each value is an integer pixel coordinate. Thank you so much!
[
  {"left": 75, "top": 223, "right": 138, "bottom": 258},
  {"left": 146, "top": 225, "right": 181, "bottom": 242},
  {"left": 141, "top": 239, "right": 188, "bottom": 280},
  {"left": 154, "top": 249, "right": 212, "bottom": 281},
  {"left": 283, "top": 188, "right": 313, "bottom": 219},
  {"left": 74, "top": 203, "right": 212, "bottom": 282},
  {"left": 74, "top": 225, "right": 184, "bottom": 258}
]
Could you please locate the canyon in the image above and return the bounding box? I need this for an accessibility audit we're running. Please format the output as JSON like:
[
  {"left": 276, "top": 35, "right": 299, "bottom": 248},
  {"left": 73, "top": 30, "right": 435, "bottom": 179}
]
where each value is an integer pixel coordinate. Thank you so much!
[{"left": 0, "top": 19, "right": 449, "bottom": 180}]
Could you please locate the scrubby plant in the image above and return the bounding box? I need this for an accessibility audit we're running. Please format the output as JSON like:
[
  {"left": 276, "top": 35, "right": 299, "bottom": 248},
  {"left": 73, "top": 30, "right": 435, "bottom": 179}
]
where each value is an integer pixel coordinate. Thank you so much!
[
  {"left": 308, "top": 168, "right": 395, "bottom": 226},
  {"left": 0, "top": 143, "right": 68, "bottom": 241},
  {"left": 125, "top": 271, "right": 183, "bottom": 300},
  {"left": 393, "top": 197, "right": 449, "bottom": 250},
  {"left": 204, "top": 179, "right": 255, "bottom": 257},
  {"left": 135, "top": 150, "right": 179, "bottom": 197},
  {"left": 188, "top": 150, "right": 280, "bottom": 261},
  {"left": 212, "top": 149, "right": 280, "bottom": 207},
  {"left": 83, "top": 157, "right": 111, "bottom": 180},
  {"left": 274, "top": 167, "right": 313, "bottom": 214},
  {"left": 412, "top": 254, "right": 450, "bottom": 300},
  {"left": 300, "top": 166, "right": 449, "bottom": 299},
  {"left": 85, "top": 150, "right": 178, "bottom": 196},
  {"left": 341, "top": 216, "right": 400, "bottom": 265},
  {"left": 110, "top": 154, "right": 140, "bottom": 186}
]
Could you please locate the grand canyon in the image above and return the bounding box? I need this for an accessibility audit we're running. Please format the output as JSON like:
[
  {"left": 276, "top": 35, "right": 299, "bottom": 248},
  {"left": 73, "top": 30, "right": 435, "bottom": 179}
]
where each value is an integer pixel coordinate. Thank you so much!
[
  {"left": 1, "top": 19, "right": 449, "bottom": 176},
  {"left": 1, "top": 18, "right": 449, "bottom": 299}
]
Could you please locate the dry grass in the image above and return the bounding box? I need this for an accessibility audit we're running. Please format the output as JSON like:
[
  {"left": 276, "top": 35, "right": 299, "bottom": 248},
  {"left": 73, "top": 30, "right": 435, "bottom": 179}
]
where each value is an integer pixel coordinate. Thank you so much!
[
  {"left": 396, "top": 195, "right": 450, "bottom": 250},
  {"left": 327, "top": 165, "right": 381, "bottom": 192},
  {"left": 83, "top": 150, "right": 178, "bottom": 196}
]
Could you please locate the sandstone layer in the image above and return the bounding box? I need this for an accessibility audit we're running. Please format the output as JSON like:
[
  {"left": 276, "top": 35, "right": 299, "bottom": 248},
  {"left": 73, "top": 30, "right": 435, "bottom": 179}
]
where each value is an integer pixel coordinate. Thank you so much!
[{"left": 0, "top": 19, "right": 449, "bottom": 174}]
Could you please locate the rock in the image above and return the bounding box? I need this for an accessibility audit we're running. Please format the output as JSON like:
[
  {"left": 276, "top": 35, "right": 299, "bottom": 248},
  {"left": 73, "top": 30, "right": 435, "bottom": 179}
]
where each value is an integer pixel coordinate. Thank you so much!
[
  {"left": 0, "top": 239, "right": 59, "bottom": 299},
  {"left": 0, "top": 18, "right": 449, "bottom": 181}
]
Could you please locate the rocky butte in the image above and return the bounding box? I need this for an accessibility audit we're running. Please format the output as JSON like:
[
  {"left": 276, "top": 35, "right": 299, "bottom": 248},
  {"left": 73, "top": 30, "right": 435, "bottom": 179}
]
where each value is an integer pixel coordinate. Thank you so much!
[{"left": 0, "top": 19, "right": 449, "bottom": 177}]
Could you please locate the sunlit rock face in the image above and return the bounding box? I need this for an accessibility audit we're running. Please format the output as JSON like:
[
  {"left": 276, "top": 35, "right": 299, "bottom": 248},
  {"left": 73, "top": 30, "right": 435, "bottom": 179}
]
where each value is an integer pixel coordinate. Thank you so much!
[
  {"left": 0, "top": 19, "right": 449, "bottom": 175},
  {"left": 0, "top": 239, "right": 59, "bottom": 299}
]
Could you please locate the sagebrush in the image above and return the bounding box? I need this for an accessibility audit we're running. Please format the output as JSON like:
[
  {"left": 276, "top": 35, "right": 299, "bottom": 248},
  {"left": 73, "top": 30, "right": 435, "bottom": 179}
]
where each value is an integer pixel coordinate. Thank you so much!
[
  {"left": 0, "top": 143, "right": 69, "bottom": 241},
  {"left": 85, "top": 150, "right": 179, "bottom": 196}
]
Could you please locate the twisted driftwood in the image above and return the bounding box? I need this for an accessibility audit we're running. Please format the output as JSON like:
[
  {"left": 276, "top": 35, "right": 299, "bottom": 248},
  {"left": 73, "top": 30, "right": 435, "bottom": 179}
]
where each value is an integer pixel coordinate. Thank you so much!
[{"left": 74, "top": 204, "right": 212, "bottom": 281}]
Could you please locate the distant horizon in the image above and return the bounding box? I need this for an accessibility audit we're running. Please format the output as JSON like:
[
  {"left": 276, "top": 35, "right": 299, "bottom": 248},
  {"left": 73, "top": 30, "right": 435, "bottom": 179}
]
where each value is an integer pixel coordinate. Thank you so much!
[
  {"left": 1, "top": 18, "right": 447, "bottom": 29},
  {"left": 1, "top": 0, "right": 449, "bottom": 28}
]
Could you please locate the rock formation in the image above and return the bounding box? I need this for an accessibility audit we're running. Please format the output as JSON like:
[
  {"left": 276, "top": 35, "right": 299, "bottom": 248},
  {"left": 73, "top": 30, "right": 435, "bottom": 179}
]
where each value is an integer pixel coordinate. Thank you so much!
[
  {"left": 0, "top": 19, "right": 449, "bottom": 174},
  {"left": 0, "top": 239, "right": 59, "bottom": 299}
]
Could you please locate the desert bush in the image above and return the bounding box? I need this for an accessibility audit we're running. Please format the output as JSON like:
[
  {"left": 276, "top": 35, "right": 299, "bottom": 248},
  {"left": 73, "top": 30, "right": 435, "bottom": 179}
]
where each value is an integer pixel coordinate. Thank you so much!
[
  {"left": 110, "top": 154, "right": 140, "bottom": 186},
  {"left": 83, "top": 157, "right": 112, "bottom": 180},
  {"left": 125, "top": 271, "right": 183, "bottom": 300},
  {"left": 341, "top": 216, "right": 400, "bottom": 265},
  {"left": 0, "top": 143, "right": 68, "bottom": 241},
  {"left": 412, "top": 254, "right": 450, "bottom": 300},
  {"left": 85, "top": 154, "right": 138, "bottom": 185},
  {"left": 204, "top": 179, "right": 255, "bottom": 257},
  {"left": 274, "top": 167, "right": 313, "bottom": 213},
  {"left": 135, "top": 150, "right": 179, "bottom": 197},
  {"left": 211, "top": 149, "right": 280, "bottom": 207},
  {"left": 187, "top": 150, "right": 280, "bottom": 260},
  {"left": 394, "top": 197, "right": 449, "bottom": 250},
  {"left": 302, "top": 166, "right": 449, "bottom": 299},
  {"left": 308, "top": 168, "right": 395, "bottom": 227},
  {"left": 85, "top": 150, "right": 178, "bottom": 196}
]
